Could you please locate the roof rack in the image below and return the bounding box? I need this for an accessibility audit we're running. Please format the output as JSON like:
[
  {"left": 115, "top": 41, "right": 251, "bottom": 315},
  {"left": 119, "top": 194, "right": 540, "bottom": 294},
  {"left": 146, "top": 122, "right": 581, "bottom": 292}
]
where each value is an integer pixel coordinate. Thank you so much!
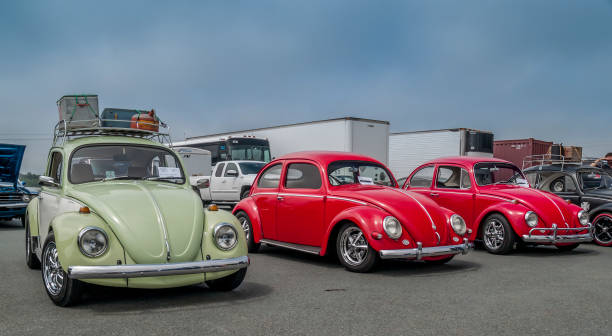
[
  {"left": 53, "top": 118, "right": 172, "bottom": 147},
  {"left": 522, "top": 154, "right": 577, "bottom": 170}
]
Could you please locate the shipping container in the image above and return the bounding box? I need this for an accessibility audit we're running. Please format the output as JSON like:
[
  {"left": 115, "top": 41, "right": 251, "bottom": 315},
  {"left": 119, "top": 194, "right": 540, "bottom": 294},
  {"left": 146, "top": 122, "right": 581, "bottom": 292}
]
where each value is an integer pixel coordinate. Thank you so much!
[
  {"left": 173, "top": 117, "right": 390, "bottom": 165},
  {"left": 388, "top": 128, "right": 494, "bottom": 179},
  {"left": 494, "top": 138, "right": 553, "bottom": 169}
]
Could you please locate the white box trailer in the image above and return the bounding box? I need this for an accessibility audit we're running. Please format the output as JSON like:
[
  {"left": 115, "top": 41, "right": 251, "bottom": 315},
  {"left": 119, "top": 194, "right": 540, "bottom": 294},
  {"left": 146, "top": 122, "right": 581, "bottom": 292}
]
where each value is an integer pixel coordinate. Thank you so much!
[
  {"left": 174, "top": 117, "right": 390, "bottom": 165},
  {"left": 389, "top": 128, "right": 494, "bottom": 179}
]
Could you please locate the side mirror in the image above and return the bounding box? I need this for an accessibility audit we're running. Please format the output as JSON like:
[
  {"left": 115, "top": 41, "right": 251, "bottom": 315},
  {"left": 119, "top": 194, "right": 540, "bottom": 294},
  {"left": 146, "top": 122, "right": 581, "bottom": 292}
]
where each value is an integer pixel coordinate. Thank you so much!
[
  {"left": 196, "top": 178, "right": 210, "bottom": 189},
  {"left": 226, "top": 169, "right": 238, "bottom": 177},
  {"left": 39, "top": 176, "right": 59, "bottom": 188},
  {"left": 22, "top": 181, "right": 26, "bottom": 186}
]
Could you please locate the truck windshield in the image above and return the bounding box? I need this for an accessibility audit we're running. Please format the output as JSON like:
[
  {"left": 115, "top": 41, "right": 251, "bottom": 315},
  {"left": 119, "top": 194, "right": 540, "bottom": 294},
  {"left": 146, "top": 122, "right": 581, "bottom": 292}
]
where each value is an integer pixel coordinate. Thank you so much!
[
  {"left": 474, "top": 162, "right": 527, "bottom": 186},
  {"left": 69, "top": 145, "right": 185, "bottom": 184},
  {"left": 239, "top": 162, "right": 266, "bottom": 175},
  {"left": 328, "top": 160, "right": 396, "bottom": 187},
  {"left": 230, "top": 144, "right": 271, "bottom": 162}
]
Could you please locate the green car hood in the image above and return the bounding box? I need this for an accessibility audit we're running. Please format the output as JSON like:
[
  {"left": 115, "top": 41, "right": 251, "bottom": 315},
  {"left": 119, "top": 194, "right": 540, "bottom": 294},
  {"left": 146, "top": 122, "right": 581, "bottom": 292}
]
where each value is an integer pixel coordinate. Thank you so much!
[{"left": 69, "top": 181, "right": 204, "bottom": 264}]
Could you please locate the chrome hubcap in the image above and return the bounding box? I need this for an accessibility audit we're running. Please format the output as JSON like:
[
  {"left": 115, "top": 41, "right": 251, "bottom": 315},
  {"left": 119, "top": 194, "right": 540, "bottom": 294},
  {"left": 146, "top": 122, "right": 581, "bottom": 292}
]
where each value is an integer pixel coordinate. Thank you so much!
[
  {"left": 340, "top": 227, "right": 369, "bottom": 266},
  {"left": 239, "top": 217, "right": 250, "bottom": 241},
  {"left": 484, "top": 219, "right": 505, "bottom": 250},
  {"left": 594, "top": 215, "right": 612, "bottom": 244},
  {"left": 42, "top": 242, "right": 64, "bottom": 296}
]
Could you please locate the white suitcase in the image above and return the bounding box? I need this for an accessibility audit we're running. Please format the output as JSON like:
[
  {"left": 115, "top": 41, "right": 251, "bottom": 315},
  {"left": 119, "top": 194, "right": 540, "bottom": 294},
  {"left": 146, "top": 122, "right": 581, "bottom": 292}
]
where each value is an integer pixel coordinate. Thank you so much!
[{"left": 57, "top": 95, "right": 99, "bottom": 130}]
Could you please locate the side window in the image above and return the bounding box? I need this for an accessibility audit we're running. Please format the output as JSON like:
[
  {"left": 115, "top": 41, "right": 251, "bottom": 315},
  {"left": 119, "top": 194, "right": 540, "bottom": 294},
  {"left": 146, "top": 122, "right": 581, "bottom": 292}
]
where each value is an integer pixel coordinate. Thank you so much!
[
  {"left": 284, "top": 163, "right": 322, "bottom": 189},
  {"left": 410, "top": 166, "right": 434, "bottom": 188},
  {"left": 215, "top": 163, "right": 225, "bottom": 177},
  {"left": 437, "top": 166, "right": 460, "bottom": 189},
  {"left": 460, "top": 169, "right": 471, "bottom": 189},
  {"left": 224, "top": 163, "right": 238, "bottom": 177},
  {"left": 48, "top": 152, "right": 63, "bottom": 185},
  {"left": 257, "top": 164, "right": 282, "bottom": 188}
]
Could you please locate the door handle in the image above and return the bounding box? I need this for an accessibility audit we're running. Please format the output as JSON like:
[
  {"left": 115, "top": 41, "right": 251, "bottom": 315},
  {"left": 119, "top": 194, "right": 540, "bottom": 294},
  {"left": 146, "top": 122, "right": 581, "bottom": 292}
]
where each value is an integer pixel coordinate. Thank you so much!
[
  {"left": 430, "top": 192, "right": 439, "bottom": 197},
  {"left": 277, "top": 196, "right": 284, "bottom": 201}
]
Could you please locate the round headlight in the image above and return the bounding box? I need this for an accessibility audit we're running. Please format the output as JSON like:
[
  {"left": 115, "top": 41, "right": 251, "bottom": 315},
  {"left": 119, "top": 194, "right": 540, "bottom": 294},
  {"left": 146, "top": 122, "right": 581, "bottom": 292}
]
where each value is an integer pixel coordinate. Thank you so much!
[
  {"left": 578, "top": 210, "right": 589, "bottom": 226},
  {"left": 21, "top": 194, "right": 31, "bottom": 202},
  {"left": 213, "top": 223, "right": 238, "bottom": 250},
  {"left": 383, "top": 216, "right": 402, "bottom": 239},
  {"left": 525, "top": 211, "right": 539, "bottom": 228},
  {"left": 449, "top": 214, "right": 467, "bottom": 235},
  {"left": 78, "top": 227, "right": 108, "bottom": 257}
]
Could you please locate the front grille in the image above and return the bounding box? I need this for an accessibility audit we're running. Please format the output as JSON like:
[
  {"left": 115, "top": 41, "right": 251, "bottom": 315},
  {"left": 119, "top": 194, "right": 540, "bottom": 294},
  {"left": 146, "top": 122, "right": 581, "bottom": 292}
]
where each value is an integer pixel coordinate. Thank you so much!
[{"left": 0, "top": 193, "right": 21, "bottom": 203}]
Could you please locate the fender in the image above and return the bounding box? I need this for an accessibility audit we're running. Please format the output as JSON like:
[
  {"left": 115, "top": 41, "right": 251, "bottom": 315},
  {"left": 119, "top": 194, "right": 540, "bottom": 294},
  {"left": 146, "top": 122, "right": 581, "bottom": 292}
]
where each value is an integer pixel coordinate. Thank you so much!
[
  {"left": 202, "top": 209, "right": 248, "bottom": 281},
  {"left": 471, "top": 202, "right": 528, "bottom": 240},
  {"left": 233, "top": 197, "right": 263, "bottom": 243},
  {"left": 26, "top": 197, "right": 40, "bottom": 237},
  {"left": 588, "top": 203, "right": 612, "bottom": 219}
]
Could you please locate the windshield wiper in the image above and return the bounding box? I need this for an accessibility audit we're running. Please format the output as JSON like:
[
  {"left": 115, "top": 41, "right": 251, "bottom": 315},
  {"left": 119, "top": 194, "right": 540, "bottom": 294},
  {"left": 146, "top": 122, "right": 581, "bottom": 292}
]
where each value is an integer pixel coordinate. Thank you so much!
[
  {"left": 101, "top": 176, "right": 144, "bottom": 182},
  {"left": 145, "top": 176, "right": 182, "bottom": 181}
]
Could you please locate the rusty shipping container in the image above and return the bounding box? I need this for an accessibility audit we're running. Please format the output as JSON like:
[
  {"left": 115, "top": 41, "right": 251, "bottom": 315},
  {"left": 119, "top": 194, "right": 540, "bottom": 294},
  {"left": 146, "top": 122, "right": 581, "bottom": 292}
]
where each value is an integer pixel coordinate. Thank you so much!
[{"left": 494, "top": 138, "right": 553, "bottom": 169}]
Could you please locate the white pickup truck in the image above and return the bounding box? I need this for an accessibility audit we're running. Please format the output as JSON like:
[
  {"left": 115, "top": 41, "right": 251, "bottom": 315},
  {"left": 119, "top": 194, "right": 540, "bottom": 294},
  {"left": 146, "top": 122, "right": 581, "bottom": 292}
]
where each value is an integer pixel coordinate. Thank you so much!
[{"left": 197, "top": 161, "right": 266, "bottom": 205}]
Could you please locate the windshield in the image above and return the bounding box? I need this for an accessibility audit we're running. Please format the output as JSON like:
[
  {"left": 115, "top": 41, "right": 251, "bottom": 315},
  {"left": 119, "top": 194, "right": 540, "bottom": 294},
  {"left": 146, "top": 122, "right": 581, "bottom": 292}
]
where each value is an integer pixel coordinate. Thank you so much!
[
  {"left": 70, "top": 145, "right": 185, "bottom": 184},
  {"left": 239, "top": 162, "right": 266, "bottom": 175},
  {"left": 230, "top": 144, "right": 271, "bottom": 162},
  {"left": 579, "top": 171, "right": 612, "bottom": 190},
  {"left": 328, "top": 160, "right": 396, "bottom": 187},
  {"left": 474, "top": 162, "right": 528, "bottom": 186}
]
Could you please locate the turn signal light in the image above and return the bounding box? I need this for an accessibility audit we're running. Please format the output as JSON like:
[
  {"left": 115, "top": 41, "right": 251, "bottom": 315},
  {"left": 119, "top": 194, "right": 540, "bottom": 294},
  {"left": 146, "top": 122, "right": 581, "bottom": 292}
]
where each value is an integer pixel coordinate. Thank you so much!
[
  {"left": 79, "top": 206, "right": 90, "bottom": 214},
  {"left": 207, "top": 204, "right": 219, "bottom": 211},
  {"left": 371, "top": 232, "right": 383, "bottom": 240}
]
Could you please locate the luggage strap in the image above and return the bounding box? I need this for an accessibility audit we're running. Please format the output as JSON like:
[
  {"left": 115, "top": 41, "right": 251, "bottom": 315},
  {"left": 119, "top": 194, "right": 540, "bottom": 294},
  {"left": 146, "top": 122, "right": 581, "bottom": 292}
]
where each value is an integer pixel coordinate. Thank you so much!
[{"left": 69, "top": 95, "right": 98, "bottom": 121}]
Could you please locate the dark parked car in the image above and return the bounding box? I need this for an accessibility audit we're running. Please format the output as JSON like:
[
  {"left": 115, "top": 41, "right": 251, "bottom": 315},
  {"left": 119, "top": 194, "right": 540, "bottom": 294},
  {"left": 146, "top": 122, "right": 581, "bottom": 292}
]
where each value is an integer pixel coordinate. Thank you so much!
[
  {"left": 523, "top": 164, "right": 612, "bottom": 246},
  {"left": 0, "top": 144, "right": 36, "bottom": 226}
]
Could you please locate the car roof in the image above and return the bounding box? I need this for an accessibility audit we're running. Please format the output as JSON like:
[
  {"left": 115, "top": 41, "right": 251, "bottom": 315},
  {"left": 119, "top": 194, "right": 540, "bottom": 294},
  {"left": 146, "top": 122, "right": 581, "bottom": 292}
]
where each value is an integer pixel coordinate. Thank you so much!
[
  {"left": 275, "top": 151, "right": 383, "bottom": 166},
  {"left": 422, "top": 156, "right": 512, "bottom": 167}
]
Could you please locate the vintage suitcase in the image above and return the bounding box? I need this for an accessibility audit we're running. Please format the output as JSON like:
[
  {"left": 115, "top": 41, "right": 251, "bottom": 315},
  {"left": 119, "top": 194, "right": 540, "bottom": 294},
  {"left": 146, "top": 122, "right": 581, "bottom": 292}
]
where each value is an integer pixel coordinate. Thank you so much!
[
  {"left": 57, "top": 95, "right": 99, "bottom": 129},
  {"left": 100, "top": 108, "right": 139, "bottom": 128},
  {"left": 130, "top": 109, "right": 160, "bottom": 132}
]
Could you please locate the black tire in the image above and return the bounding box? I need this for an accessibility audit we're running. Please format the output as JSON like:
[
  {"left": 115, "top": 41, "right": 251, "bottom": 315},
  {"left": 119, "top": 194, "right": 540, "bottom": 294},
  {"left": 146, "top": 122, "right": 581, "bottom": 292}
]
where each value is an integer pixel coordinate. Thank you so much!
[
  {"left": 235, "top": 211, "right": 260, "bottom": 253},
  {"left": 556, "top": 243, "right": 580, "bottom": 252},
  {"left": 240, "top": 189, "right": 250, "bottom": 200},
  {"left": 41, "top": 232, "right": 82, "bottom": 306},
  {"left": 25, "top": 218, "right": 40, "bottom": 269},
  {"left": 424, "top": 255, "right": 455, "bottom": 265},
  {"left": 551, "top": 177, "right": 565, "bottom": 193},
  {"left": 481, "top": 214, "right": 516, "bottom": 254},
  {"left": 206, "top": 268, "right": 247, "bottom": 291},
  {"left": 336, "top": 223, "right": 379, "bottom": 272}
]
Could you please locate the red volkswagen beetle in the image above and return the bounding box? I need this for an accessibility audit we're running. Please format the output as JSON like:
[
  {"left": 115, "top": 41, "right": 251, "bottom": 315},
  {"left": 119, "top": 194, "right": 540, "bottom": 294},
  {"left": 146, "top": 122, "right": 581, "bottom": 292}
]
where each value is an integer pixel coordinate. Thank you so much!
[
  {"left": 403, "top": 157, "right": 592, "bottom": 254},
  {"left": 233, "top": 151, "right": 471, "bottom": 272}
]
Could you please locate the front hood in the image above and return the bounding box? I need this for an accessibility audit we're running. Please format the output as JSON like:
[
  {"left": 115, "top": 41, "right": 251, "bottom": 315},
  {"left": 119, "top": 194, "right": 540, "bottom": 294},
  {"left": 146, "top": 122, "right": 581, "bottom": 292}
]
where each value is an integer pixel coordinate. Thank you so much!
[
  {"left": 69, "top": 181, "right": 204, "bottom": 264},
  {"left": 330, "top": 185, "right": 449, "bottom": 244},
  {"left": 480, "top": 185, "right": 573, "bottom": 226},
  {"left": 0, "top": 144, "right": 25, "bottom": 186}
]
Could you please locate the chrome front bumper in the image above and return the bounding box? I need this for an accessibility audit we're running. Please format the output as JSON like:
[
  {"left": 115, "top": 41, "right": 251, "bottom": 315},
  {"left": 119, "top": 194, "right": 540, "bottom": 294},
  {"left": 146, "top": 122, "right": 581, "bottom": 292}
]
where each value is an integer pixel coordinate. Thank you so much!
[
  {"left": 68, "top": 256, "right": 249, "bottom": 279},
  {"left": 522, "top": 224, "right": 593, "bottom": 244},
  {"left": 379, "top": 238, "right": 472, "bottom": 260},
  {"left": 0, "top": 202, "right": 28, "bottom": 209}
]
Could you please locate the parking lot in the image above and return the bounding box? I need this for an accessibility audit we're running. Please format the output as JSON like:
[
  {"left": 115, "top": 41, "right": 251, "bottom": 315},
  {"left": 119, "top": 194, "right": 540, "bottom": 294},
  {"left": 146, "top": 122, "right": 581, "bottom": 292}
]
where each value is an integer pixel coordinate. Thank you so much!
[{"left": 1, "top": 218, "right": 609, "bottom": 336}]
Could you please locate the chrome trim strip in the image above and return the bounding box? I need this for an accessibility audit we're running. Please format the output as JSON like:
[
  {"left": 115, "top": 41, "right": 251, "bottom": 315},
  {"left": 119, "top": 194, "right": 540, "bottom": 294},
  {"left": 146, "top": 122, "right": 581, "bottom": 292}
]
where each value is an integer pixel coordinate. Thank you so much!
[
  {"left": 326, "top": 196, "right": 367, "bottom": 205},
  {"left": 251, "top": 192, "right": 278, "bottom": 196},
  {"left": 522, "top": 223, "right": 593, "bottom": 243},
  {"left": 478, "top": 194, "right": 514, "bottom": 202},
  {"left": 277, "top": 193, "right": 325, "bottom": 199},
  {"left": 379, "top": 238, "right": 472, "bottom": 260},
  {"left": 260, "top": 239, "right": 321, "bottom": 255},
  {"left": 68, "top": 256, "right": 249, "bottom": 279},
  {"left": 0, "top": 202, "right": 28, "bottom": 208}
]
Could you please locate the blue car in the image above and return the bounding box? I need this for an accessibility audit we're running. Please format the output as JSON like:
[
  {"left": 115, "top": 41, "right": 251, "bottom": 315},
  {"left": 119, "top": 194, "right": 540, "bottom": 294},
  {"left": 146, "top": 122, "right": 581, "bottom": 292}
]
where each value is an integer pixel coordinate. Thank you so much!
[{"left": 0, "top": 144, "right": 36, "bottom": 226}]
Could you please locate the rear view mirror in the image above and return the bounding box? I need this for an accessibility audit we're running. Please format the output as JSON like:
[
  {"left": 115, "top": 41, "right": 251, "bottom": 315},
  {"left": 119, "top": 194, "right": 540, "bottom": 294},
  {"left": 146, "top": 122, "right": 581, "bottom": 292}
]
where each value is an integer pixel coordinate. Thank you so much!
[
  {"left": 39, "top": 176, "right": 59, "bottom": 188},
  {"left": 196, "top": 178, "right": 210, "bottom": 189}
]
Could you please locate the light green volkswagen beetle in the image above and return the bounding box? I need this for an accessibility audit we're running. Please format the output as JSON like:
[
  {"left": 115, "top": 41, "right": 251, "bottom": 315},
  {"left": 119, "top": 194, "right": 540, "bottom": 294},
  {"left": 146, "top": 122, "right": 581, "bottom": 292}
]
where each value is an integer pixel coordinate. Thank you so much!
[{"left": 25, "top": 131, "right": 249, "bottom": 306}]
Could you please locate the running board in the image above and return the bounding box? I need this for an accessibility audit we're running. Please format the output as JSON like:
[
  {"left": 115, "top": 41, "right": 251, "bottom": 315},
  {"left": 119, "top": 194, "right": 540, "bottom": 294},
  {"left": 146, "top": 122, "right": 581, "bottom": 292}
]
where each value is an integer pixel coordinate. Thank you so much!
[{"left": 259, "top": 239, "right": 321, "bottom": 255}]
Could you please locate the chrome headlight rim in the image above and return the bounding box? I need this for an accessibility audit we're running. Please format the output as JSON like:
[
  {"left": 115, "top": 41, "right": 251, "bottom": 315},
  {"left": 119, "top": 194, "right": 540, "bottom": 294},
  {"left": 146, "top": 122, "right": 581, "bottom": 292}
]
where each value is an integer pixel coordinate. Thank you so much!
[
  {"left": 382, "top": 216, "right": 402, "bottom": 240},
  {"left": 525, "top": 211, "right": 539, "bottom": 228},
  {"left": 578, "top": 210, "right": 589, "bottom": 226},
  {"left": 213, "top": 222, "right": 239, "bottom": 251},
  {"left": 77, "top": 226, "right": 108, "bottom": 258},
  {"left": 449, "top": 214, "right": 467, "bottom": 235},
  {"left": 21, "top": 194, "right": 31, "bottom": 202}
]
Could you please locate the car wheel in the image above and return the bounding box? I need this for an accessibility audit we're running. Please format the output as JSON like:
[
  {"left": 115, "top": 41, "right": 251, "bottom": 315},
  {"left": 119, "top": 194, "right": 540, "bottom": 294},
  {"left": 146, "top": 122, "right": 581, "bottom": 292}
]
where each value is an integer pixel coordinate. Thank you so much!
[
  {"left": 205, "top": 268, "right": 247, "bottom": 291},
  {"left": 424, "top": 255, "right": 454, "bottom": 265},
  {"left": 235, "top": 211, "right": 260, "bottom": 253},
  {"left": 336, "top": 223, "right": 378, "bottom": 272},
  {"left": 481, "top": 214, "right": 515, "bottom": 254},
  {"left": 556, "top": 243, "right": 580, "bottom": 251},
  {"left": 240, "top": 189, "right": 250, "bottom": 200},
  {"left": 592, "top": 213, "right": 612, "bottom": 247},
  {"left": 551, "top": 177, "right": 565, "bottom": 192},
  {"left": 42, "top": 232, "right": 82, "bottom": 306},
  {"left": 25, "top": 218, "right": 40, "bottom": 269}
]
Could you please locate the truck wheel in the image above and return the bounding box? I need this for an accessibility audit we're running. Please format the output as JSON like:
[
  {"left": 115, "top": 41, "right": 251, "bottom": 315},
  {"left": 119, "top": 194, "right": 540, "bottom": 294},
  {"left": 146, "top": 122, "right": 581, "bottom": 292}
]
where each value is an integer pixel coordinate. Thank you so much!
[
  {"left": 481, "top": 214, "right": 515, "bottom": 254},
  {"left": 206, "top": 268, "right": 247, "bottom": 291},
  {"left": 336, "top": 223, "right": 378, "bottom": 272},
  {"left": 41, "top": 232, "right": 82, "bottom": 306},
  {"left": 240, "top": 189, "right": 250, "bottom": 200},
  {"left": 25, "top": 218, "right": 40, "bottom": 269},
  {"left": 235, "top": 211, "right": 260, "bottom": 253}
]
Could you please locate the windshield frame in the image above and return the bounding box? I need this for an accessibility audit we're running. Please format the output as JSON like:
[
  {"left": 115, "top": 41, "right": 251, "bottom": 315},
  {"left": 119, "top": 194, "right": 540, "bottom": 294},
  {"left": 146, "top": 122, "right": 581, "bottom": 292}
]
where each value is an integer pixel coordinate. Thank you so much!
[
  {"left": 327, "top": 160, "right": 397, "bottom": 188},
  {"left": 68, "top": 143, "right": 186, "bottom": 185},
  {"left": 473, "top": 162, "right": 527, "bottom": 187}
]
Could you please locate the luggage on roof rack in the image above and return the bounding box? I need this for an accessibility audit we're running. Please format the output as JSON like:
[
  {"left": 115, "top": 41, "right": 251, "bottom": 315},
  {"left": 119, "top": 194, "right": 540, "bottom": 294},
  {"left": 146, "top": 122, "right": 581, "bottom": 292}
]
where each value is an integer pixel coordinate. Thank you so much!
[
  {"left": 101, "top": 108, "right": 161, "bottom": 132},
  {"left": 57, "top": 95, "right": 99, "bottom": 130}
]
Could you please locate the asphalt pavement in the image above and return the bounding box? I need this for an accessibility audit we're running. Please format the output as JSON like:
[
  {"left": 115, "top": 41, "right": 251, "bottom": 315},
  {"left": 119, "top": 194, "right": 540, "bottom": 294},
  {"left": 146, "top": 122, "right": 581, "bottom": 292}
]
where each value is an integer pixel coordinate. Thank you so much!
[{"left": 0, "top": 218, "right": 610, "bottom": 336}]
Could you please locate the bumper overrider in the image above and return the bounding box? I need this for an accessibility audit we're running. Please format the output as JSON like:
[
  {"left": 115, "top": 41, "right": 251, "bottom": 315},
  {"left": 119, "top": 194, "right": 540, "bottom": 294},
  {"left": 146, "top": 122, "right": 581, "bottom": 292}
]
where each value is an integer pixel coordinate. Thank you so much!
[
  {"left": 68, "top": 256, "right": 249, "bottom": 279},
  {"left": 379, "top": 238, "right": 472, "bottom": 260},
  {"left": 522, "top": 223, "right": 593, "bottom": 244},
  {"left": 0, "top": 202, "right": 28, "bottom": 209}
]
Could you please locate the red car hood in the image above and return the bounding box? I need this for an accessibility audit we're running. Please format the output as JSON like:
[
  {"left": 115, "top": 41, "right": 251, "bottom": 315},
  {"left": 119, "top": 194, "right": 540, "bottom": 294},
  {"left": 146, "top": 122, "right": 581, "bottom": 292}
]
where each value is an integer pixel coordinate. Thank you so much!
[
  {"left": 329, "top": 185, "right": 451, "bottom": 245},
  {"left": 479, "top": 185, "right": 576, "bottom": 227}
]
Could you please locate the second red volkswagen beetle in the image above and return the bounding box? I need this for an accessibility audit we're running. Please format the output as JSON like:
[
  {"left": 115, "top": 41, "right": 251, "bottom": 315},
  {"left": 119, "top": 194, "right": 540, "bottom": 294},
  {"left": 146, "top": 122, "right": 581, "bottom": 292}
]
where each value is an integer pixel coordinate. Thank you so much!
[
  {"left": 404, "top": 157, "right": 592, "bottom": 254},
  {"left": 233, "top": 151, "right": 471, "bottom": 272}
]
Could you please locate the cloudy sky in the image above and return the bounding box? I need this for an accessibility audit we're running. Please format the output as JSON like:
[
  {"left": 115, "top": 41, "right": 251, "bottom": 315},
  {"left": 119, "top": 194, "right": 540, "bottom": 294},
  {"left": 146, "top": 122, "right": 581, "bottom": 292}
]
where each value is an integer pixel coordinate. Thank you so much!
[{"left": 1, "top": 1, "right": 611, "bottom": 173}]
